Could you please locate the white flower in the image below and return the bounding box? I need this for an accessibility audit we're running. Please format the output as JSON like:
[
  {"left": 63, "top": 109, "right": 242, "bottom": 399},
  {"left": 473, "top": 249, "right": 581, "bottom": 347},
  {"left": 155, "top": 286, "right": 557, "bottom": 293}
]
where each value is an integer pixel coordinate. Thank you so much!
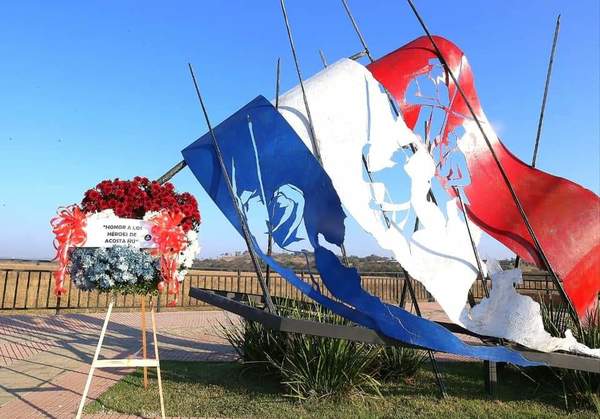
[{"left": 174, "top": 229, "right": 201, "bottom": 282}]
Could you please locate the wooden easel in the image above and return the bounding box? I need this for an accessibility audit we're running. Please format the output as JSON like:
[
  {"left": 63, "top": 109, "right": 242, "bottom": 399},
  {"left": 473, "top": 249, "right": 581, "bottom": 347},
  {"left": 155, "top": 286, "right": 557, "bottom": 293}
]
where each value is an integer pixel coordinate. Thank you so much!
[{"left": 75, "top": 295, "right": 165, "bottom": 419}]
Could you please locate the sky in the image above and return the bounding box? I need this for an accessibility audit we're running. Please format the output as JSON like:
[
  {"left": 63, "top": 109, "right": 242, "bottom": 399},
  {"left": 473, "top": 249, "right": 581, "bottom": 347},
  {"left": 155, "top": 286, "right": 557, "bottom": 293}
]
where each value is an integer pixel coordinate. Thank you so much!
[{"left": 0, "top": 0, "right": 598, "bottom": 260}]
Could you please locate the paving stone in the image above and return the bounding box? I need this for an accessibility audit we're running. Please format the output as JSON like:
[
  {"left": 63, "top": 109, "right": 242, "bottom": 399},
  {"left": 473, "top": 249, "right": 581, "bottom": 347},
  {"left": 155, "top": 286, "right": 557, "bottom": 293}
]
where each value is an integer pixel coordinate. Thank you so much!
[
  {"left": 0, "top": 310, "right": 236, "bottom": 418},
  {"left": 0, "top": 304, "right": 473, "bottom": 418}
]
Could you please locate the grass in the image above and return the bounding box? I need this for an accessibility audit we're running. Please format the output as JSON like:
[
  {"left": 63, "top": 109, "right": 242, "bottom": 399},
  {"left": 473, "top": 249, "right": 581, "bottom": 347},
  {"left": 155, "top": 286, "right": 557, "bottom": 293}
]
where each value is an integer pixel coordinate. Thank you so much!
[{"left": 85, "top": 360, "right": 596, "bottom": 418}]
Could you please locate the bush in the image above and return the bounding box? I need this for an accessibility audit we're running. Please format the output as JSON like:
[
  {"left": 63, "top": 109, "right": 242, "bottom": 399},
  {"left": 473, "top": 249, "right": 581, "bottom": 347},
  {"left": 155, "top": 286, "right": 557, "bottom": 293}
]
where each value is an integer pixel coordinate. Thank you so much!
[
  {"left": 217, "top": 299, "right": 426, "bottom": 400},
  {"left": 216, "top": 310, "right": 286, "bottom": 373},
  {"left": 539, "top": 297, "right": 600, "bottom": 412},
  {"left": 273, "top": 331, "right": 381, "bottom": 400},
  {"left": 377, "top": 346, "right": 427, "bottom": 381}
]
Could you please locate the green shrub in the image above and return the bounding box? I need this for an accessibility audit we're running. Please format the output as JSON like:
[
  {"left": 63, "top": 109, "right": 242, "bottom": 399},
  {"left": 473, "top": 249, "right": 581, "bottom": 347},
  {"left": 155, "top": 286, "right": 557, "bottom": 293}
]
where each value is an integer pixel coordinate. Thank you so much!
[
  {"left": 216, "top": 311, "right": 286, "bottom": 372},
  {"left": 539, "top": 295, "right": 571, "bottom": 337},
  {"left": 539, "top": 296, "right": 600, "bottom": 412},
  {"left": 377, "top": 346, "right": 427, "bottom": 381},
  {"left": 578, "top": 306, "right": 600, "bottom": 351},
  {"left": 272, "top": 333, "right": 382, "bottom": 400},
  {"left": 217, "top": 298, "right": 429, "bottom": 400},
  {"left": 565, "top": 307, "right": 600, "bottom": 411},
  {"left": 271, "top": 301, "right": 383, "bottom": 400}
]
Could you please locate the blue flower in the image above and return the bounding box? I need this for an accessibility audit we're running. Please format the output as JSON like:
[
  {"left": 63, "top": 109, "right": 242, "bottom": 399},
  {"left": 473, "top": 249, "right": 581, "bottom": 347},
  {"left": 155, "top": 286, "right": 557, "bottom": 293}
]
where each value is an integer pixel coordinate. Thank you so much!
[{"left": 69, "top": 246, "right": 160, "bottom": 294}]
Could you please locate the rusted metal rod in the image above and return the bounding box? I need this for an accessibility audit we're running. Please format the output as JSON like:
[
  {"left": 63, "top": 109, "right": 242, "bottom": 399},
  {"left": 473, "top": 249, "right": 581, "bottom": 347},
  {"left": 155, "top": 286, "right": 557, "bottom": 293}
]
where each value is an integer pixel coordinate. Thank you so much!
[
  {"left": 279, "top": 0, "right": 350, "bottom": 264},
  {"left": 532, "top": 14, "right": 561, "bottom": 168},
  {"left": 187, "top": 63, "right": 276, "bottom": 313},
  {"left": 279, "top": 0, "right": 322, "bottom": 162},
  {"left": 157, "top": 160, "right": 186, "bottom": 185},
  {"left": 515, "top": 15, "right": 561, "bottom": 270},
  {"left": 454, "top": 187, "right": 490, "bottom": 298},
  {"left": 319, "top": 49, "right": 328, "bottom": 67},
  {"left": 266, "top": 58, "right": 282, "bottom": 289},
  {"left": 341, "top": 0, "right": 374, "bottom": 62}
]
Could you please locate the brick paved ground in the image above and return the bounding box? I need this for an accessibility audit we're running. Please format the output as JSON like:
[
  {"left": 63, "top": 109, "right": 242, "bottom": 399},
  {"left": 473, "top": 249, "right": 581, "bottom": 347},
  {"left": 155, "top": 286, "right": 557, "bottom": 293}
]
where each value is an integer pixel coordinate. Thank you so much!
[
  {"left": 0, "top": 309, "right": 238, "bottom": 418},
  {"left": 0, "top": 303, "right": 476, "bottom": 418}
]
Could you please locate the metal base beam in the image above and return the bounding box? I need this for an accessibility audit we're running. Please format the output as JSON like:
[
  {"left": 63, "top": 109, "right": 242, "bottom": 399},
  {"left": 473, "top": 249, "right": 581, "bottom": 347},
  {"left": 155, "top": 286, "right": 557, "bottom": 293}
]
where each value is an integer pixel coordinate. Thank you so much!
[{"left": 190, "top": 287, "right": 600, "bottom": 374}]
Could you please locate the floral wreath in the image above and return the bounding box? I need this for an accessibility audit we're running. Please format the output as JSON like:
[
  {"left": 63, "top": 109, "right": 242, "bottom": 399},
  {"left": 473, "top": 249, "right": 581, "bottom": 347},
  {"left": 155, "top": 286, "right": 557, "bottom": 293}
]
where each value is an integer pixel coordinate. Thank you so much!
[{"left": 51, "top": 177, "right": 201, "bottom": 306}]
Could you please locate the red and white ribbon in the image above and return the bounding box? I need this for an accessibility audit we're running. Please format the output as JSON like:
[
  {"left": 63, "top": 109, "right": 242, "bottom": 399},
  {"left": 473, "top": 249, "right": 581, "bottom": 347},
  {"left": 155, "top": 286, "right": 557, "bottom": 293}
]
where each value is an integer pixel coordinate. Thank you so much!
[{"left": 50, "top": 205, "right": 88, "bottom": 295}]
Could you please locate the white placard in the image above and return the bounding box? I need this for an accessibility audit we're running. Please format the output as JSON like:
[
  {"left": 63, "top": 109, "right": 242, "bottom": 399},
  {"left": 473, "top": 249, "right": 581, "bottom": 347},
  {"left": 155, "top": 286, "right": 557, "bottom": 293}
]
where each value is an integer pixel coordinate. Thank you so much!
[{"left": 83, "top": 212, "right": 156, "bottom": 248}]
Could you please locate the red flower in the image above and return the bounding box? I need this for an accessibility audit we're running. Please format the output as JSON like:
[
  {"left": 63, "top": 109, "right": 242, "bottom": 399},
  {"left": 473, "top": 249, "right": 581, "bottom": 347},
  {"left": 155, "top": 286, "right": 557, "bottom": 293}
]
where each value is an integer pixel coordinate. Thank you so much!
[{"left": 80, "top": 178, "right": 201, "bottom": 232}]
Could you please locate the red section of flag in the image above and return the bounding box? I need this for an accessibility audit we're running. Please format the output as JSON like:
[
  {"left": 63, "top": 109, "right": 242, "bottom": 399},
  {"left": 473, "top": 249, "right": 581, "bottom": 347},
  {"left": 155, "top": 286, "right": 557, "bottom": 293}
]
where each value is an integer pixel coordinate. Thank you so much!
[{"left": 367, "top": 36, "right": 599, "bottom": 319}]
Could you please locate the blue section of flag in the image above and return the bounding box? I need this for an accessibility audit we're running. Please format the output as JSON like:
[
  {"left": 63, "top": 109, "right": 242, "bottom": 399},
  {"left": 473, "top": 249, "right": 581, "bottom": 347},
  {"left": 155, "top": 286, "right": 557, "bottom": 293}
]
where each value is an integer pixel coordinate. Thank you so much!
[{"left": 182, "top": 95, "right": 540, "bottom": 366}]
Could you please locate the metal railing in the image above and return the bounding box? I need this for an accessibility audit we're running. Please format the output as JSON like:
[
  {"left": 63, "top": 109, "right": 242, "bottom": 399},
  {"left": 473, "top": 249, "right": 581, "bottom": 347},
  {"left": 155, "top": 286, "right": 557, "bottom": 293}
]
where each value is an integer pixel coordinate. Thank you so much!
[{"left": 0, "top": 266, "right": 559, "bottom": 314}]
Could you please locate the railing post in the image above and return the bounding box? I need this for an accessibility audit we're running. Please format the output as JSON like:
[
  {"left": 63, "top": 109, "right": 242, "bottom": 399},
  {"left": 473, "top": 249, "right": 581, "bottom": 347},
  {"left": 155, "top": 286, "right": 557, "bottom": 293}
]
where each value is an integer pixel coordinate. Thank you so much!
[
  {"left": 183, "top": 275, "right": 188, "bottom": 307},
  {"left": 55, "top": 296, "right": 62, "bottom": 315},
  {"left": 484, "top": 360, "right": 498, "bottom": 399},
  {"left": 1, "top": 270, "right": 9, "bottom": 309},
  {"left": 395, "top": 272, "right": 399, "bottom": 304}
]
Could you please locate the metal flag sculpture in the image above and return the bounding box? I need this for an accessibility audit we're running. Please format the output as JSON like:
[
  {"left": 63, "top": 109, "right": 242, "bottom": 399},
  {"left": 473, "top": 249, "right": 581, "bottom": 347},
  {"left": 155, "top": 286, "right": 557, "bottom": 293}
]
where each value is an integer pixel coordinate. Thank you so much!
[
  {"left": 277, "top": 52, "right": 599, "bottom": 357},
  {"left": 366, "top": 36, "right": 599, "bottom": 320},
  {"left": 182, "top": 95, "right": 539, "bottom": 366}
]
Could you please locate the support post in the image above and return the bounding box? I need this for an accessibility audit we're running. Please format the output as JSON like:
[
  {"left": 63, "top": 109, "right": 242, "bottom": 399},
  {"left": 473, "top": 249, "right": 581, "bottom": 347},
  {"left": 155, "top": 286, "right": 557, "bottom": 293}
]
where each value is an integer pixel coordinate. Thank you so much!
[
  {"left": 399, "top": 276, "right": 408, "bottom": 307},
  {"left": 151, "top": 300, "right": 166, "bottom": 418},
  {"left": 55, "top": 295, "right": 62, "bottom": 315},
  {"left": 279, "top": 0, "right": 322, "bottom": 162},
  {"left": 340, "top": 0, "right": 374, "bottom": 61},
  {"left": 141, "top": 295, "right": 148, "bottom": 389},
  {"left": 76, "top": 298, "right": 165, "bottom": 419},
  {"left": 532, "top": 15, "right": 560, "bottom": 168},
  {"left": 454, "top": 187, "right": 489, "bottom": 299},
  {"left": 76, "top": 299, "right": 115, "bottom": 419},
  {"left": 319, "top": 49, "right": 328, "bottom": 67},
  {"left": 157, "top": 160, "right": 187, "bottom": 185},
  {"left": 266, "top": 57, "right": 281, "bottom": 290}
]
